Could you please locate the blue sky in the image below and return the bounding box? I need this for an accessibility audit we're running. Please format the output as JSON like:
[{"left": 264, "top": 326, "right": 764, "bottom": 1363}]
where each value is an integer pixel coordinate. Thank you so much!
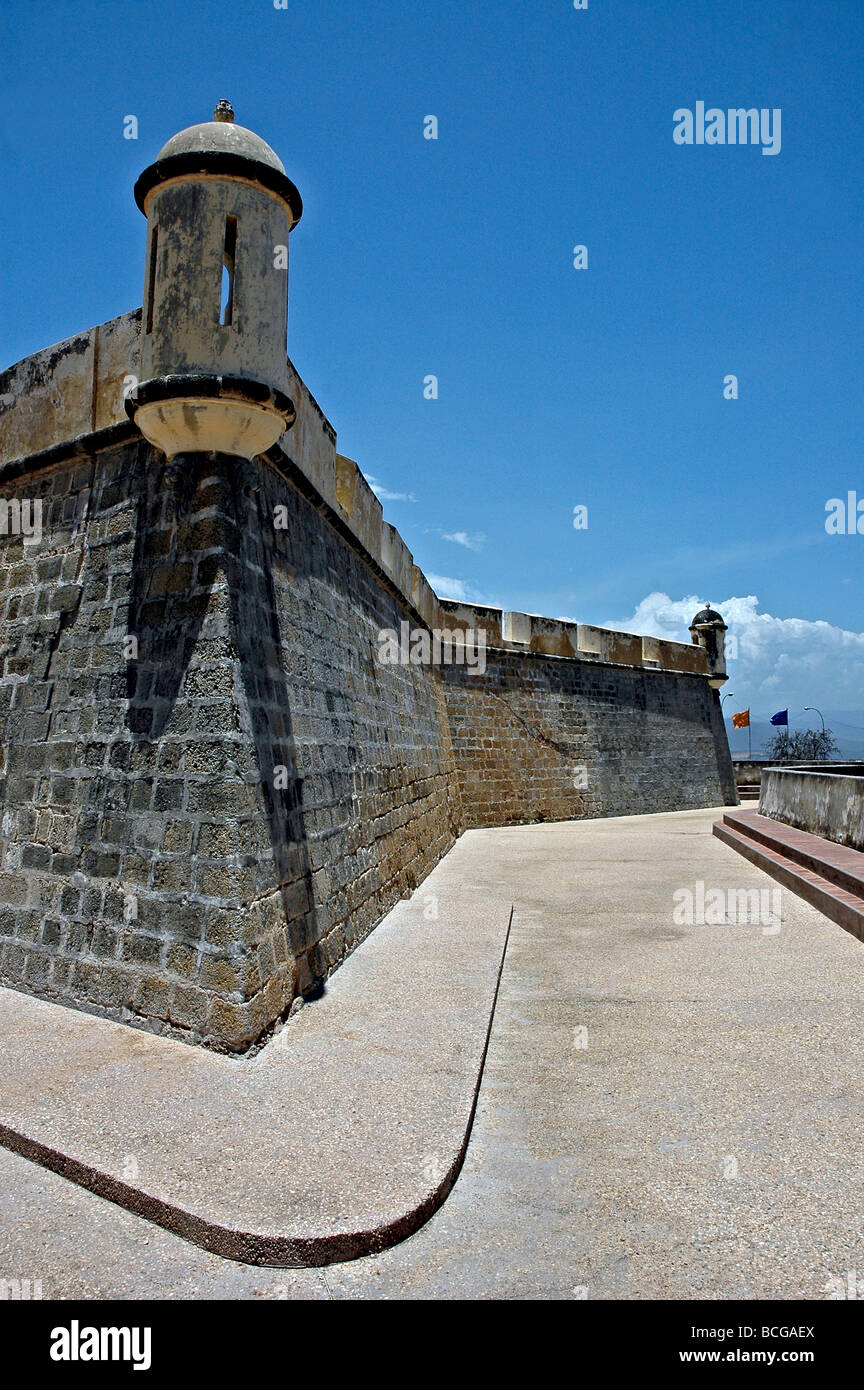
[{"left": 2, "top": 0, "right": 863, "bottom": 718}]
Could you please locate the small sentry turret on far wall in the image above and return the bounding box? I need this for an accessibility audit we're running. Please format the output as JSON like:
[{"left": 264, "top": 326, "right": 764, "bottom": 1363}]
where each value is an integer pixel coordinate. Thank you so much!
[
  {"left": 689, "top": 604, "right": 729, "bottom": 688},
  {"left": 126, "top": 101, "right": 303, "bottom": 460}
]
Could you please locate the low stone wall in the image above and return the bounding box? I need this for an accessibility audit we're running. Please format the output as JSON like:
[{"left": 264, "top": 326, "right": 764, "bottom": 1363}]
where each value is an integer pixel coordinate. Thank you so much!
[
  {"left": 760, "top": 766, "right": 864, "bottom": 850},
  {"left": 733, "top": 759, "right": 772, "bottom": 779}
]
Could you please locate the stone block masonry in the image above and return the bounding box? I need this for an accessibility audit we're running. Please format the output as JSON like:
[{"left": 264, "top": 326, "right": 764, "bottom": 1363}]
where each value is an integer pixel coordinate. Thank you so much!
[
  {"left": 0, "top": 435, "right": 459, "bottom": 1051},
  {"left": 442, "top": 649, "right": 735, "bottom": 827},
  {"left": 0, "top": 314, "right": 735, "bottom": 1052}
]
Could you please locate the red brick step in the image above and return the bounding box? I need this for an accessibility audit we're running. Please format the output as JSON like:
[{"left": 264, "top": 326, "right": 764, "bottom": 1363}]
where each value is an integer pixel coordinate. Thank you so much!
[{"left": 713, "top": 808, "right": 864, "bottom": 943}]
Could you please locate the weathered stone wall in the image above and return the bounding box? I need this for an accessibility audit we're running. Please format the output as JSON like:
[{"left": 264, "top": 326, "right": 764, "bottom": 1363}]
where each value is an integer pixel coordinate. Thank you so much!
[
  {"left": 760, "top": 766, "right": 864, "bottom": 850},
  {"left": 0, "top": 439, "right": 459, "bottom": 1051},
  {"left": 0, "top": 311, "right": 735, "bottom": 1052},
  {"left": 443, "top": 649, "right": 736, "bottom": 827}
]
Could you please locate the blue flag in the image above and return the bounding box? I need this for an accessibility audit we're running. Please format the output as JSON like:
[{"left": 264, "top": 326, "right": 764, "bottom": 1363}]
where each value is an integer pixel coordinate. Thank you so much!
[{"left": 770, "top": 709, "right": 789, "bottom": 726}]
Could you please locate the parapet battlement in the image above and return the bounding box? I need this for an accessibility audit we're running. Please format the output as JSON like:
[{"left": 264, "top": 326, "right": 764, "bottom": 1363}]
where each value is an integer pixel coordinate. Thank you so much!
[{"left": 0, "top": 311, "right": 708, "bottom": 681}]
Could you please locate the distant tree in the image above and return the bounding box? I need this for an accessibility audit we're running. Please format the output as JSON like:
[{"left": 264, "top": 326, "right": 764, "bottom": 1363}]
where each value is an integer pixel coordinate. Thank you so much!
[{"left": 764, "top": 728, "right": 839, "bottom": 761}]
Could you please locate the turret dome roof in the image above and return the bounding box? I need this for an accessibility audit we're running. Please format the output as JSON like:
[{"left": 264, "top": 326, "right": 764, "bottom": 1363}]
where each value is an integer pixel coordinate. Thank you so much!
[
  {"left": 156, "top": 119, "right": 286, "bottom": 174},
  {"left": 690, "top": 605, "right": 726, "bottom": 627},
  {"left": 133, "top": 102, "right": 302, "bottom": 226}
]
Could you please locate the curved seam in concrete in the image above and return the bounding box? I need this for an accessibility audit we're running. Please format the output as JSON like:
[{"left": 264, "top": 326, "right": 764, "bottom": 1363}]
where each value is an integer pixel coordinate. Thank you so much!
[{"left": 0, "top": 905, "right": 514, "bottom": 1268}]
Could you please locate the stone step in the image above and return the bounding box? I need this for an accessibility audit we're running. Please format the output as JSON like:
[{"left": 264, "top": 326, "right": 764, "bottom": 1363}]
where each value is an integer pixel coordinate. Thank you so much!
[
  {"left": 722, "top": 808, "right": 864, "bottom": 898},
  {"left": 713, "top": 809, "right": 864, "bottom": 943}
]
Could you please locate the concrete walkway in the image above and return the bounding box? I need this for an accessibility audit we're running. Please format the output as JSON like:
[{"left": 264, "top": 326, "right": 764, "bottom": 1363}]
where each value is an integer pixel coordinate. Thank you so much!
[
  {"left": 0, "top": 847, "right": 512, "bottom": 1265},
  {"left": 2, "top": 807, "right": 864, "bottom": 1299}
]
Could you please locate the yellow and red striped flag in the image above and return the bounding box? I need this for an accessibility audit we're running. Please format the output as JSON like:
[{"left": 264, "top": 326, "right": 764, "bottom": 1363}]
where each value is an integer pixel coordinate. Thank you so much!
[{"left": 732, "top": 709, "right": 750, "bottom": 729}]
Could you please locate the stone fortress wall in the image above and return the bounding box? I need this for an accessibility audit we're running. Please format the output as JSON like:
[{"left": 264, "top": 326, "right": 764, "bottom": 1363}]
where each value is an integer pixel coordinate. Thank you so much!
[{"left": 0, "top": 310, "right": 736, "bottom": 1051}]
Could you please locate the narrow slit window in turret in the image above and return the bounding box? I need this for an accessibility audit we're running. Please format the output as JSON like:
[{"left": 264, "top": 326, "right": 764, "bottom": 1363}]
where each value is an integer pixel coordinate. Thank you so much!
[
  {"left": 145, "top": 226, "right": 158, "bottom": 334},
  {"left": 220, "top": 215, "right": 237, "bottom": 326}
]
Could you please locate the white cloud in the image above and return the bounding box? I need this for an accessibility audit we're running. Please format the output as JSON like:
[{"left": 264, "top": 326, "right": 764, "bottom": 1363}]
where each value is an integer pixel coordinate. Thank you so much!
[
  {"left": 603, "top": 592, "right": 864, "bottom": 708},
  {"left": 441, "top": 530, "right": 485, "bottom": 552},
  {"left": 363, "top": 473, "right": 417, "bottom": 503},
  {"left": 427, "top": 573, "right": 476, "bottom": 602}
]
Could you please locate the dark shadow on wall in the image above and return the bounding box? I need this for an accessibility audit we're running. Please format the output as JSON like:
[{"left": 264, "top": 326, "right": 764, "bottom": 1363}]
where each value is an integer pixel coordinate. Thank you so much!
[
  {"left": 125, "top": 445, "right": 209, "bottom": 740},
  {"left": 123, "top": 446, "right": 325, "bottom": 1001},
  {"left": 222, "top": 455, "right": 326, "bottom": 995}
]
